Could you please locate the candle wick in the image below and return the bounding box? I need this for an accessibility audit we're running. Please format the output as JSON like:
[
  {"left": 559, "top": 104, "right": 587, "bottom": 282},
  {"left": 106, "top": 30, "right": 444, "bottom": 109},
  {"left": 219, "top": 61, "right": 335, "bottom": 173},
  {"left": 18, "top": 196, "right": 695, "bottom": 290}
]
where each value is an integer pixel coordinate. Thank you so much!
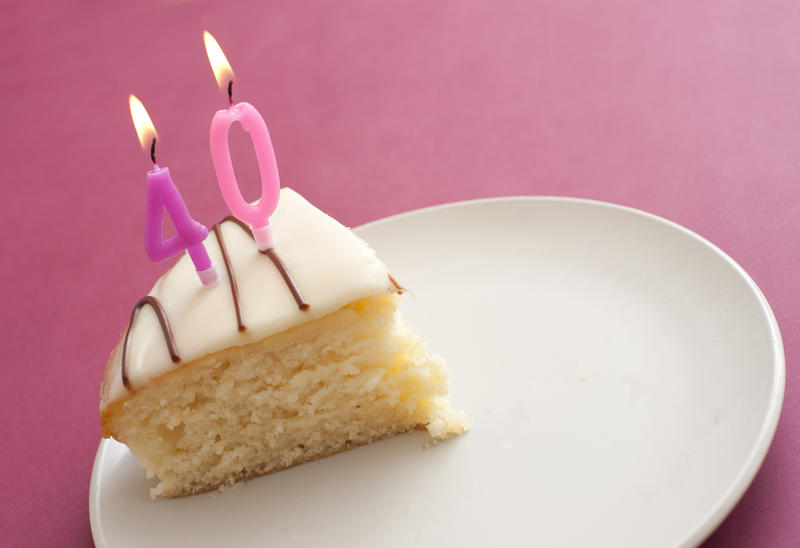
[
  {"left": 150, "top": 137, "right": 158, "bottom": 166},
  {"left": 227, "top": 80, "right": 234, "bottom": 106}
]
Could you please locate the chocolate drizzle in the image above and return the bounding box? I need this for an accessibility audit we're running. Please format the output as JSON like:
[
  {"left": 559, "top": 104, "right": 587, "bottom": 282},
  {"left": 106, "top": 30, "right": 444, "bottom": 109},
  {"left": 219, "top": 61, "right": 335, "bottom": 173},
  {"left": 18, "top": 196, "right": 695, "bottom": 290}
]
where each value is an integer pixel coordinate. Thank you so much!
[
  {"left": 263, "top": 248, "right": 311, "bottom": 310},
  {"left": 217, "top": 216, "right": 310, "bottom": 311},
  {"left": 213, "top": 221, "right": 246, "bottom": 331},
  {"left": 121, "top": 296, "right": 180, "bottom": 390},
  {"left": 388, "top": 273, "right": 405, "bottom": 295},
  {"left": 120, "top": 216, "right": 311, "bottom": 391}
]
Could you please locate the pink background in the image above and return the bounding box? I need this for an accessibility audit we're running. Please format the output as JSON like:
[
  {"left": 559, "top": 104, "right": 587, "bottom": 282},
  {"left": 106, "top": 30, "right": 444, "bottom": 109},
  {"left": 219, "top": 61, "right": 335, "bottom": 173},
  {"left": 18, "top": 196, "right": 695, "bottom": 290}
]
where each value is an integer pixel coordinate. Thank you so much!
[{"left": 2, "top": 1, "right": 798, "bottom": 546}]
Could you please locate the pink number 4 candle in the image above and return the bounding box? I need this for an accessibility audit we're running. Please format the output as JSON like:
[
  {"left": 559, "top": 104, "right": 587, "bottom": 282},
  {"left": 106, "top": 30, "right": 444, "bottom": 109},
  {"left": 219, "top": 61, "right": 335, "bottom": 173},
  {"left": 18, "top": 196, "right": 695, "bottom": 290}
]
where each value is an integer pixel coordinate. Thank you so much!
[
  {"left": 129, "top": 95, "right": 219, "bottom": 286},
  {"left": 204, "top": 31, "right": 280, "bottom": 251}
]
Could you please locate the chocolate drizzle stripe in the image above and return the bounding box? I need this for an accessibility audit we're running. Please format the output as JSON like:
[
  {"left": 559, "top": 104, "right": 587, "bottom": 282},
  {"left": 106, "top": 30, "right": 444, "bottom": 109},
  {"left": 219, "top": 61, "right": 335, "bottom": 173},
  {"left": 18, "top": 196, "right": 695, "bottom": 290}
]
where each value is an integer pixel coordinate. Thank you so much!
[
  {"left": 121, "top": 296, "right": 180, "bottom": 390},
  {"left": 213, "top": 223, "right": 246, "bottom": 331},
  {"left": 220, "top": 215, "right": 310, "bottom": 311},
  {"left": 388, "top": 273, "right": 405, "bottom": 295},
  {"left": 263, "top": 248, "right": 311, "bottom": 310}
]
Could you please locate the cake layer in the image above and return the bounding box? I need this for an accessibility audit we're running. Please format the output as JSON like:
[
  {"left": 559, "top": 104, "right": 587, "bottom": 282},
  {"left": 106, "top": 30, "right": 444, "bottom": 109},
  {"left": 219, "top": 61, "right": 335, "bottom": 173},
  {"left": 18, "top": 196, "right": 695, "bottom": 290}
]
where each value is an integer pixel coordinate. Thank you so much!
[
  {"left": 101, "top": 296, "right": 468, "bottom": 498},
  {"left": 101, "top": 188, "right": 398, "bottom": 407}
]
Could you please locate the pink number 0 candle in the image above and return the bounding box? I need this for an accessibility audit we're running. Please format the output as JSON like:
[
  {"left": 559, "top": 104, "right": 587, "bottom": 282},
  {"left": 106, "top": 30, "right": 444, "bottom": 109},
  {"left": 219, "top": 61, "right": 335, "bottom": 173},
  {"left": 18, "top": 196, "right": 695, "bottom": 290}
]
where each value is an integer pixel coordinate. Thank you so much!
[
  {"left": 204, "top": 31, "right": 280, "bottom": 251},
  {"left": 129, "top": 95, "right": 219, "bottom": 286}
]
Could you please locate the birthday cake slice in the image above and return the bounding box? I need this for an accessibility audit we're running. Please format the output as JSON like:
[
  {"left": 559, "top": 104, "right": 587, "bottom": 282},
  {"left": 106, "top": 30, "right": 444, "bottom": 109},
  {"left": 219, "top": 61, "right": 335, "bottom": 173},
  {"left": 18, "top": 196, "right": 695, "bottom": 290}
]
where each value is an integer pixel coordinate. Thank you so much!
[{"left": 99, "top": 188, "right": 468, "bottom": 498}]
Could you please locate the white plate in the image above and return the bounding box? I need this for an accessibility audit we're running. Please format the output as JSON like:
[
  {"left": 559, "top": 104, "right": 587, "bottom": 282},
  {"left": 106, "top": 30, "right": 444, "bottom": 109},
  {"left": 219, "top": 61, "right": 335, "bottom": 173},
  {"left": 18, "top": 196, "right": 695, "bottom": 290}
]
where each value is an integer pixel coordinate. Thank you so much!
[{"left": 90, "top": 197, "right": 784, "bottom": 548}]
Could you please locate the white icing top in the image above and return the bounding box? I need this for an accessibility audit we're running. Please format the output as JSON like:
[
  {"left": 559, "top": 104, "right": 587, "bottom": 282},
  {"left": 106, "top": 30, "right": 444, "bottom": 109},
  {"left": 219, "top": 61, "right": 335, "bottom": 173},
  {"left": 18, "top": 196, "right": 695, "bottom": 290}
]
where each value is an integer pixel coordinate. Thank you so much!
[{"left": 106, "top": 188, "right": 395, "bottom": 403}]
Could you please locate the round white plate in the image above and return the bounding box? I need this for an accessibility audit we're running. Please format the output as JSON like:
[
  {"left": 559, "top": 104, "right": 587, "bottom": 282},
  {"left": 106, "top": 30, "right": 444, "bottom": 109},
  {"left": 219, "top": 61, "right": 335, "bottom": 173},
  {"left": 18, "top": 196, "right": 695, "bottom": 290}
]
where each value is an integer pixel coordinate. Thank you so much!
[{"left": 90, "top": 197, "right": 784, "bottom": 548}]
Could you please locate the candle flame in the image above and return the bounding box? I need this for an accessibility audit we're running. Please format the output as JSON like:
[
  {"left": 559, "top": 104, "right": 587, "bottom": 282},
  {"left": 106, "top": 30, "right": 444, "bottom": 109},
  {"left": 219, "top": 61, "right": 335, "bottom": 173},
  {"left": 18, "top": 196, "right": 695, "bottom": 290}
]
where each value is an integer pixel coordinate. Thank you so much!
[
  {"left": 203, "top": 30, "right": 235, "bottom": 90},
  {"left": 128, "top": 94, "right": 158, "bottom": 151}
]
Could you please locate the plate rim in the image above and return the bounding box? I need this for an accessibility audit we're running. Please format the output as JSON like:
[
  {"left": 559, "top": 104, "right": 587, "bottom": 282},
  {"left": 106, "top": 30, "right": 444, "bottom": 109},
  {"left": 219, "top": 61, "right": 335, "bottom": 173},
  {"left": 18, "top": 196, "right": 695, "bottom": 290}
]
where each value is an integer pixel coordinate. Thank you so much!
[
  {"left": 90, "top": 195, "right": 785, "bottom": 548},
  {"left": 89, "top": 440, "right": 110, "bottom": 548}
]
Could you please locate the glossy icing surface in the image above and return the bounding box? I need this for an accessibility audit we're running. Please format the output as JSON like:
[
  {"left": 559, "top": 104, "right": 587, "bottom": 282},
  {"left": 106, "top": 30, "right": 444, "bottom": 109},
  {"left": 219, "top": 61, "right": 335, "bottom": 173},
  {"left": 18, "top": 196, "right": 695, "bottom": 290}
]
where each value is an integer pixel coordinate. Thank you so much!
[{"left": 106, "top": 188, "right": 396, "bottom": 403}]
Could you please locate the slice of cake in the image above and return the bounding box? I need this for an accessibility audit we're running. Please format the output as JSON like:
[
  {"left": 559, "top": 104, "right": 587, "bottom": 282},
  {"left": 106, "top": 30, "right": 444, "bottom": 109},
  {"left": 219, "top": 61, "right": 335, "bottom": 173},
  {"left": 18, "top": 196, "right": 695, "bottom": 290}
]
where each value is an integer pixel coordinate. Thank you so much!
[{"left": 99, "top": 188, "right": 468, "bottom": 498}]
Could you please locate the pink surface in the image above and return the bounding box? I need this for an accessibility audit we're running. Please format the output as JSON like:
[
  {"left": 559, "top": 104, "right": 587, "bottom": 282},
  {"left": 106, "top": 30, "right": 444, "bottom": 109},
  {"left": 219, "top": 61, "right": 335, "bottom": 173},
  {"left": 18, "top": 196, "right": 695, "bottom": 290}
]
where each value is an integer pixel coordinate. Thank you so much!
[{"left": 1, "top": 1, "right": 798, "bottom": 546}]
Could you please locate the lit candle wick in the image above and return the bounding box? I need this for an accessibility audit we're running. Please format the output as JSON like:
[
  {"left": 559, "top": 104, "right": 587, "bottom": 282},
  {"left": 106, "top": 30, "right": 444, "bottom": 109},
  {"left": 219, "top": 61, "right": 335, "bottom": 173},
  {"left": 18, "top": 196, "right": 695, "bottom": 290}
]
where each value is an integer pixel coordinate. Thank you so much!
[
  {"left": 150, "top": 137, "right": 158, "bottom": 168},
  {"left": 228, "top": 80, "right": 234, "bottom": 107}
]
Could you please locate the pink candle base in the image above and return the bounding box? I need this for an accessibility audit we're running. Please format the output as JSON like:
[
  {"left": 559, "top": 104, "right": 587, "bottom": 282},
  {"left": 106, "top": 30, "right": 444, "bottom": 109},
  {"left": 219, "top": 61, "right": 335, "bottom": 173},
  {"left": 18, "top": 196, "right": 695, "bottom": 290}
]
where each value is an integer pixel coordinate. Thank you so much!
[
  {"left": 251, "top": 224, "right": 275, "bottom": 251},
  {"left": 188, "top": 243, "right": 219, "bottom": 286}
]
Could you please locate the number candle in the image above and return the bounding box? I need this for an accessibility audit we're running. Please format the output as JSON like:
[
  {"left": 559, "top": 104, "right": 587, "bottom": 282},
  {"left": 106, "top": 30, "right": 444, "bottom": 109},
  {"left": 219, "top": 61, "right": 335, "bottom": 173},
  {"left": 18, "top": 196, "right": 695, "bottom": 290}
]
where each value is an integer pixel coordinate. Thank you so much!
[
  {"left": 129, "top": 95, "right": 219, "bottom": 286},
  {"left": 204, "top": 31, "right": 281, "bottom": 251}
]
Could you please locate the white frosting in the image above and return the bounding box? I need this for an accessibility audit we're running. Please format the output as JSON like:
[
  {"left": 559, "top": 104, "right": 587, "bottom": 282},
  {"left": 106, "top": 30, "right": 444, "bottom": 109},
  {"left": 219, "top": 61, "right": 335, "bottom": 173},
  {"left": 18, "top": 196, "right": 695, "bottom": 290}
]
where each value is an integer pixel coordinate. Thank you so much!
[{"left": 107, "top": 188, "right": 395, "bottom": 403}]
